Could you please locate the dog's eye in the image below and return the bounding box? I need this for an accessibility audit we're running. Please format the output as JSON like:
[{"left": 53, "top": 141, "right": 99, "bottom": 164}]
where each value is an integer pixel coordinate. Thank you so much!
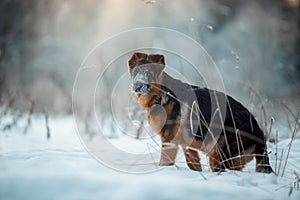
[{"left": 147, "top": 71, "right": 154, "bottom": 79}]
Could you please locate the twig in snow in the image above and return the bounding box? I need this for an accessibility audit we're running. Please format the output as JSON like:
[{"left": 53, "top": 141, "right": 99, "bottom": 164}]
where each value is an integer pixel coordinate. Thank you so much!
[
  {"left": 44, "top": 112, "right": 50, "bottom": 140},
  {"left": 2, "top": 112, "right": 22, "bottom": 131},
  {"left": 275, "top": 130, "right": 278, "bottom": 175},
  {"left": 23, "top": 101, "right": 34, "bottom": 134}
]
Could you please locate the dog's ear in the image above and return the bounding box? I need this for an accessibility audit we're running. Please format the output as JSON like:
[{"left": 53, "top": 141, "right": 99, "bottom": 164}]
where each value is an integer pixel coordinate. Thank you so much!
[
  {"left": 128, "top": 52, "right": 148, "bottom": 70},
  {"left": 148, "top": 54, "right": 165, "bottom": 74},
  {"left": 148, "top": 54, "right": 165, "bottom": 65}
]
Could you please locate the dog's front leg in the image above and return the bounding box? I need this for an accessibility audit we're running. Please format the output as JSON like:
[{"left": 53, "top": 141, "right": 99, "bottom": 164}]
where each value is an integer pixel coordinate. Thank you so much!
[
  {"left": 159, "top": 142, "right": 178, "bottom": 166},
  {"left": 147, "top": 103, "right": 178, "bottom": 166}
]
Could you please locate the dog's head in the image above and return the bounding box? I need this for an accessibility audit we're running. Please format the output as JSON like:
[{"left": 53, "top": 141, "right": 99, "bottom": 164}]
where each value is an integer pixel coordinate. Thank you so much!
[{"left": 128, "top": 52, "right": 165, "bottom": 95}]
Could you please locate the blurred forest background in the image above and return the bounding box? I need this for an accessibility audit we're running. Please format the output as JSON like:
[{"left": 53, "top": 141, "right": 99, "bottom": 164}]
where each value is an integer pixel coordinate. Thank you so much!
[{"left": 0, "top": 0, "right": 299, "bottom": 138}]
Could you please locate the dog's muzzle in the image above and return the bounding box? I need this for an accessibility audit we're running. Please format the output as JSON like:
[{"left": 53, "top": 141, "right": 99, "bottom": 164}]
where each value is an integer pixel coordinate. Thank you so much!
[{"left": 133, "top": 81, "right": 151, "bottom": 95}]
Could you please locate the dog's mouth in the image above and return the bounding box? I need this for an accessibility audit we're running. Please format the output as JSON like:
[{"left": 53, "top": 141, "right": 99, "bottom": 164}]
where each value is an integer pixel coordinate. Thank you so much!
[{"left": 132, "top": 82, "right": 151, "bottom": 95}]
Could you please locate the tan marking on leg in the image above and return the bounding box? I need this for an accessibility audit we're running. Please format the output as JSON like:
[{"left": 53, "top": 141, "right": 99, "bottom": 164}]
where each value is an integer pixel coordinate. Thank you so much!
[{"left": 184, "top": 147, "right": 202, "bottom": 171}]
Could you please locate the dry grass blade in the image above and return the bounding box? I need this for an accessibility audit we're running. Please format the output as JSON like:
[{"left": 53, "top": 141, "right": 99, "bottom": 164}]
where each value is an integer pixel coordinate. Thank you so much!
[
  {"left": 281, "top": 102, "right": 300, "bottom": 132},
  {"left": 190, "top": 100, "right": 201, "bottom": 137},
  {"left": 267, "top": 117, "right": 275, "bottom": 139},
  {"left": 275, "top": 130, "right": 278, "bottom": 175},
  {"left": 277, "top": 149, "right": 284, "bottom": 176},
  {"left": 281, "top": 111, "right": 299, "bottom": 176},
  {"left": 247, "top": 84, "right": 267, "bottom": 132}
]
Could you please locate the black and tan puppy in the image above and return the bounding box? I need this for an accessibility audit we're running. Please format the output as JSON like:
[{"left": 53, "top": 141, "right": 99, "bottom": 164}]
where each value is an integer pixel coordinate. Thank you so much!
[{"left": 128, "top": 52, "right": 273, "bottom": 173}]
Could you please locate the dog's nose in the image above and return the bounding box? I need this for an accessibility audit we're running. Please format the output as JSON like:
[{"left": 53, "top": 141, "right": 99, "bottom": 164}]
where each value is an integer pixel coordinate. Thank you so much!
[
  {"left": 133, "top": 81, "right": 143, "bottom": 92},
  {"left": 133, "top": 81, "right": 150, "bottom": 94}
]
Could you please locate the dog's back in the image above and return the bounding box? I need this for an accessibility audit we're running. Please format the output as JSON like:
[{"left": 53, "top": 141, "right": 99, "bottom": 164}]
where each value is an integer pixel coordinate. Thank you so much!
[{"left": 160, "top": 70, "right": 273, "bottom": 173}]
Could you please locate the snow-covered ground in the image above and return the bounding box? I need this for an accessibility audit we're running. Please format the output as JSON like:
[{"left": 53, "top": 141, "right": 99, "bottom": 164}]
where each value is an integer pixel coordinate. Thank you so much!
[{"left": 0, "top": 115, "right": 299, "bottom": 200}]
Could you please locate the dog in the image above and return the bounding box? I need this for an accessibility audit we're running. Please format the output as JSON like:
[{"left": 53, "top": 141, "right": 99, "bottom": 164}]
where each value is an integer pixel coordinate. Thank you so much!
[{"left": 128, "top": 52, "right": 273, "bottom": 173}]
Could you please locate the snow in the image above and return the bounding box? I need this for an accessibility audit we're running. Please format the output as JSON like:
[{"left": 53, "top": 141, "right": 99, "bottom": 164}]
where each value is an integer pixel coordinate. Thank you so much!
[{"left": 0, "top": 115, "right": 299, "bottom": 200}]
